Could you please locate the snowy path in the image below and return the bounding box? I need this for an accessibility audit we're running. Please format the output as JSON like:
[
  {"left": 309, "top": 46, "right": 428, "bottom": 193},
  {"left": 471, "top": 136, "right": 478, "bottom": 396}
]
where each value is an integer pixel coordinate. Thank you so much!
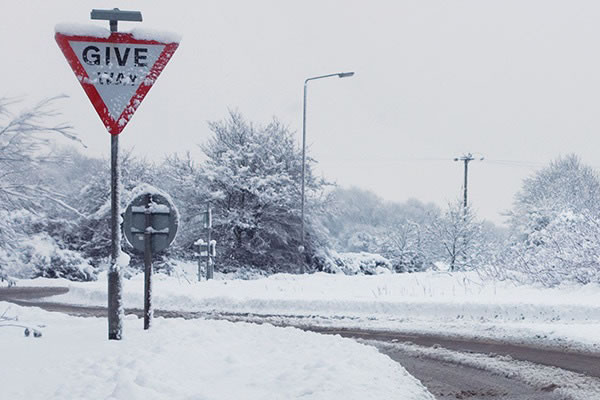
[{"left": 3, "top": 286, "right": 600, "bottom": 399}]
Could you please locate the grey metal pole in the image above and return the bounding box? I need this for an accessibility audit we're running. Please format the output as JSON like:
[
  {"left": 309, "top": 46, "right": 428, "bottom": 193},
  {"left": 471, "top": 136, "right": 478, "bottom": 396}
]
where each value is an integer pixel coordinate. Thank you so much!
[
  {"left": 143, "top": 194, "right": 153, "bottom": 330},
  {"left": 463, "top": 159, "right": 468, "bottom": 210},
  {"left": 108, "top": 134, "right": 123, "bottom": 339},
  {"left": 107, "top": 22, "right": 123, "bottom": 341},
  {"left": 299, "top": 71, "right": 354, "bottom": 275},
  {"left": 300, "top": 83, "right": 307, "bottom": 275},
  {"left": 206, "top": 202, "right": 213, "bottom": 280}
]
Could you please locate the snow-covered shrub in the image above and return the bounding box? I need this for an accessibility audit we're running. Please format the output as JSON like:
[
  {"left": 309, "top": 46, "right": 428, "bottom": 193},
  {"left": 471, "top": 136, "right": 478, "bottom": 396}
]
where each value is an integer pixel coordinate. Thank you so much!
[
  {"left": 20, "top": 233, "right": 96, "bottom": 281},
  {"left": 346, "top": 231, "right": 379, "bottom": 253},
  {"left": 331, "top": 252, "right": 393, "bottom": 275},
  {"left": 504, "top": 211, "right": 600, "bottom": 286},
  {"left": 391, "top": 250, "right": 426, "bottom": 273}
]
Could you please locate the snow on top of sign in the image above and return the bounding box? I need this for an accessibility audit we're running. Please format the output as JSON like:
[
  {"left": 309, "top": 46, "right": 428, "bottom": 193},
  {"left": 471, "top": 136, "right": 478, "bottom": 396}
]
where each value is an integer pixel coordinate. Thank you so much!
[
  {"left": 127, "top": 183, "right": 171, "bottom": 203},
  {"left": 130, "top": 27, "right": 182, "bottom": 43},
  {"left": 55, "top": 23, "right": 110, "bottom": 38},
  {"left": 148, "top": 202, "right": 170, "bottom": 213},
  {"left": 127, "top": 183, "right": 180, "bottom": 225},
  {"left": 55, "top": 23, "right": 182, "bottom": 43}
]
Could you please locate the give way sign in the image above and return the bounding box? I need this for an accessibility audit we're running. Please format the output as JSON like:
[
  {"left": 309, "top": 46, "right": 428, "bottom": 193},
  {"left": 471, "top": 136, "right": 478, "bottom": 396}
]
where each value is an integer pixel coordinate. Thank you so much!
[{"left": 55, "top": 29, "right": 179, "bottom": 135}]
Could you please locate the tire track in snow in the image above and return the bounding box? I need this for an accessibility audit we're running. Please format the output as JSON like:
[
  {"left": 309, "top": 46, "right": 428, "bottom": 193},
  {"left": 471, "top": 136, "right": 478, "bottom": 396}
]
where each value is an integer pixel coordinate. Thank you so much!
[{"left": 364, "top": 340, "right": 600, "bottom": 400}]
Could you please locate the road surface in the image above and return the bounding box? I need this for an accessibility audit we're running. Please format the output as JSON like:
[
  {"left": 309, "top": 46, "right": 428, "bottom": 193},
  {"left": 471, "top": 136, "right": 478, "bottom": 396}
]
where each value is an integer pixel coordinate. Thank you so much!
[{"left": 3, "top": 286, "right": 599, "bottom": 399}]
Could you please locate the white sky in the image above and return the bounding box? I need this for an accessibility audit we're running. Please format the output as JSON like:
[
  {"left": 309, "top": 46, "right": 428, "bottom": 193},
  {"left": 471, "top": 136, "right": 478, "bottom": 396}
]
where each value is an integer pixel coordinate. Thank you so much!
[{"left": 4, "top": 0, "right": 600, "bottom": 225}]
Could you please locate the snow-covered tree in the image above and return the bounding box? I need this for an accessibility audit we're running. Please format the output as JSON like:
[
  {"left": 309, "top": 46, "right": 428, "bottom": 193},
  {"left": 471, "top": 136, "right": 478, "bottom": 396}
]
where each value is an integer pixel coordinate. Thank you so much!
[
  {"left": 382, "top": 221, "right": 430, "bottom": 272},
  {"left": 157, "top": 152, "right": 208, "bottom": 256},
  {"left": 0, "top": 96, "right": 84, "bottom": 281},
  {"left": 503, "top": 155, "right": 600, "bottom": 285},
  {"left": 510, "top": 154, "right": 600, "bottom": 235},
  {"left": 196, "top": 111, "right": 327, "bottom": 272},
  {"left": 67, "top": 152, "right": 157, "bottom": 263},
  {"left": 426, "top": 200, "right": 489, "bottom": 271},
  {"left": 0, "top": 96, "right": 81, "bottom": 211},
  {"left": 321, "top": 187, "right": 442, "bottom": 272}
]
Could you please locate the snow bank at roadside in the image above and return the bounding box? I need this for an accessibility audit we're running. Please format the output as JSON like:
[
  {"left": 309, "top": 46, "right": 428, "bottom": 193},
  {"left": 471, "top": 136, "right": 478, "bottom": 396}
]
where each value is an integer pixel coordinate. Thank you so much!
[
  {"left": 19, "top": 267, "right": 600, "bottom": 349},
  {"left": 49, "top": 268, "right": 600, "bottom": 321},
  {"left": 0, "top": 302, "right": 433, "bottom": 400}
]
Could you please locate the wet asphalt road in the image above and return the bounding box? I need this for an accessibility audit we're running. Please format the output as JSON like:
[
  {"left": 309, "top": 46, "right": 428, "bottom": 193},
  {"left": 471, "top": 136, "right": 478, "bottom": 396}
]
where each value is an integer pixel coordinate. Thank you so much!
[{"left": 2, "top": 286, "right": 599, "bottom": 399}]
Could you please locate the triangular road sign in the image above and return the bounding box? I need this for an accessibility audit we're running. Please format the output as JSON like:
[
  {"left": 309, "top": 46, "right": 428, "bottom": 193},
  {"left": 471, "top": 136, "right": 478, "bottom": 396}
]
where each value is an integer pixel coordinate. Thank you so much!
[{"left": 56, "top": 30, "right": 179, "bottom": 135}]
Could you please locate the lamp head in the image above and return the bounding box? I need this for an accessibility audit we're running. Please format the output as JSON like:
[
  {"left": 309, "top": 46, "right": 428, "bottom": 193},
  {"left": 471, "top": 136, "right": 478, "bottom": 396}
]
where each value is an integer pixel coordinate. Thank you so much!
[{"left": 338, "top": 72, "right": 355, "bottom": 78}]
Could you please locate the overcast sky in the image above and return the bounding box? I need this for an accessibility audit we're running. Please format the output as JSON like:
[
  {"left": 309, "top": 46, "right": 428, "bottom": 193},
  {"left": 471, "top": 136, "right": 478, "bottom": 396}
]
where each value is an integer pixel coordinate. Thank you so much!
[{"left": 4, "top": 1, "right": 600, "bottom": 225}]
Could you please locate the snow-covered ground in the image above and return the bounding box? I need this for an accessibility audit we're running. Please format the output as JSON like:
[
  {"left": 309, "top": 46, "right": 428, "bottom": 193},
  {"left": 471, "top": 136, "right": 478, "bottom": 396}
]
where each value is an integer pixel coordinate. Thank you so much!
[
  {"left": 22, "top": 264, "right": 600, "bottom": 352},
  {"left": 0, "top": 302, "right": 433, "bottom": 400}
]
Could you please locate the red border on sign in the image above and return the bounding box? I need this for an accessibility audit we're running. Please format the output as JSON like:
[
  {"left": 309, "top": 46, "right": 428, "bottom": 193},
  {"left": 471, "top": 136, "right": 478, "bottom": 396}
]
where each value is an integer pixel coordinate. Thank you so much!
[{"left": 55, "top": 32, "right": 179, "bottom": 135}]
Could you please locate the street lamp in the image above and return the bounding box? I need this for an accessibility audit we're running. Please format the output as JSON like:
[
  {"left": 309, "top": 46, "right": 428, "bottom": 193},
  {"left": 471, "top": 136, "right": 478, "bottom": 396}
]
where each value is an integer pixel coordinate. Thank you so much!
[{"left": 300, "top": 71, "right": 355, "bottom": 273}]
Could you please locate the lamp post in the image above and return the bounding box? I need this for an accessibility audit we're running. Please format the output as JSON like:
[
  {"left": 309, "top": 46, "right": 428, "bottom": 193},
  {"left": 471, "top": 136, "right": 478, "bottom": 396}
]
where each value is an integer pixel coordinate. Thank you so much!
[{"left": 300, "top": 71, "right": 354, "bottom": 273}]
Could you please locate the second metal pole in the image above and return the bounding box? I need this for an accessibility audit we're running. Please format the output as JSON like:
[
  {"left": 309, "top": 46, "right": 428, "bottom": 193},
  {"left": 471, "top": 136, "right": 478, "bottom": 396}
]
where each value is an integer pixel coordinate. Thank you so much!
[
  {"left": 300, "top": 83, "right": 307, "bottom": 274},
  {"left": 143, "top": 194, "right": 153, "bottom": 330}
]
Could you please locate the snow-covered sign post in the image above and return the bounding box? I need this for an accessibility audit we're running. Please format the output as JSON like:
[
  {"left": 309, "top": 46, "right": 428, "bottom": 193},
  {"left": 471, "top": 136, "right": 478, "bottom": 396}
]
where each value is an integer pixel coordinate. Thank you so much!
[
  {"left": 55, "top": 9, "right": 180, "bottom": 340},
  {"left": 123, "top": 186, "right": 179, "bottom": 330}
]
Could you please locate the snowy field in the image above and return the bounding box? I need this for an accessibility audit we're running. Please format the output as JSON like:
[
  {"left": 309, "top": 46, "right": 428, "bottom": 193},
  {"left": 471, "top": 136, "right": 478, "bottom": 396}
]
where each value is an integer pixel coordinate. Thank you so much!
[
  {"left": 0, "top": 302, "right": 433, "bottom": 400},
  {"left": 19, "top": 265, "right": 600, "bottom": 352}
]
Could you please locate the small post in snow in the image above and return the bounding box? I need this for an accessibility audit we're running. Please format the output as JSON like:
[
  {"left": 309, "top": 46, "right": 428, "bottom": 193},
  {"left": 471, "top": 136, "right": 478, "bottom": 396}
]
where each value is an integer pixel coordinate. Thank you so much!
[
  {"left": 206, "top": 202, "right": 213, "bottom": 280},
  {"left": 196, "top": 205, "right": 215, "bottom": 281}
]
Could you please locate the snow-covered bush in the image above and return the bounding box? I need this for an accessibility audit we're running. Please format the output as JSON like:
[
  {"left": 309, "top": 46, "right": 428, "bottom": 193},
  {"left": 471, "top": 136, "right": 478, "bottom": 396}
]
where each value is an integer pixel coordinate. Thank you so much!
[
  {"left": 390, "top": 250, "right": 427, "bottom": 273},
  {"left": 20, "top": 233, "right": 95, "bottom": 281},
  {"left": 503, "top": 211, "right": 600, "bottom": 286},
  {"left": 0, "top": 210, "right": 88, "bottom": 280},
  {"left": 328, "top": 252, "right": 393, "bottom": 275}
]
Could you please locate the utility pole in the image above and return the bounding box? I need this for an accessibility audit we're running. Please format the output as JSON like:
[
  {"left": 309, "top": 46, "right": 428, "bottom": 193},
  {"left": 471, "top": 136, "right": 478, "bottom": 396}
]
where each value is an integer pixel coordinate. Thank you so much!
[{"left": 453, "top": 153, "right": 484, "bottom": 211}]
